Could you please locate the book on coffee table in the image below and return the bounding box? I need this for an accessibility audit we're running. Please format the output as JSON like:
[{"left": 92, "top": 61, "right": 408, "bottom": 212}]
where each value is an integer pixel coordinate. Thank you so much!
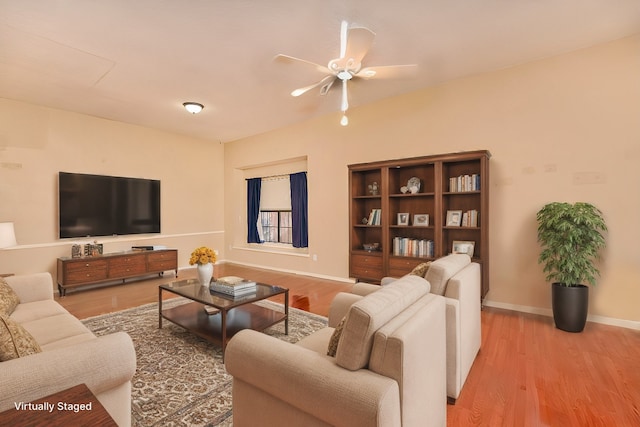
[
  {"left": 215, "top": 276, "right": 256, "bottom": 288},
  {"left": 211, "top": 276, "right": 257, "bottom": 297},
  {"left": 203, "top": 305, "right": 220, "bottom": 315}
]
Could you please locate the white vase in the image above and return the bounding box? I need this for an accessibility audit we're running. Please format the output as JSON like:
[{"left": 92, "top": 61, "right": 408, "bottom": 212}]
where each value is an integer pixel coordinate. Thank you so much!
[{"left": 196, "top": 263, "right": 213, "bottom": 287}]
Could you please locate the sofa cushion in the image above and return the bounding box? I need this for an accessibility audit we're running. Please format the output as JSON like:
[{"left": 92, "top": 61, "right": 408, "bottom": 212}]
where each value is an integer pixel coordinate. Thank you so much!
[
  {"left": 425, "top": 254, "right": 471, "bottom": 295},
  {"left": 409, "top": 262, "right": 431, "bottom": 278},
  {"left": 336, "top": 275, "right": 429, "bottom": 370},
  {"left": 0, "top": 315, "right": 42, "bottom": 361},
  {"left": 20, "top": 313, "right": 94, "bottom": 349},
  {"left": 0, "top": 278, "right": 20, "bottom": 316}
]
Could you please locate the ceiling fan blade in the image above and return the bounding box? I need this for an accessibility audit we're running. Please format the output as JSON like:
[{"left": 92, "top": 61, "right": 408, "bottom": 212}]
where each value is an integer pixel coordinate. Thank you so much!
[
  {"left": 357, "top": 64, "right": 418, "bottom": 79},
  {"left": 343, "top": 26, "right": 375, "bottom": 65},
  {"left": 339, "top": 20, "right": 348, "bottom": 58},
  {"left": 341, "top": 79, "right": 349, "bottom": 112},
  {"left": 274, "top": 54, "right": 331, "bottom": 75},
  {"left": 291, "top": 75, "right": 336, "bottom": 97},
  {"left": 320, "top": 77, "right": 336, "bottom": 96}
]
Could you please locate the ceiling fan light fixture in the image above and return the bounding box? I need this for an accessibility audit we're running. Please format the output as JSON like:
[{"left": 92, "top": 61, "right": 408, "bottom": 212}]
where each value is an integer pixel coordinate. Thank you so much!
[{"left": 183, "top": 102, "right": 204, "bottom": 114}]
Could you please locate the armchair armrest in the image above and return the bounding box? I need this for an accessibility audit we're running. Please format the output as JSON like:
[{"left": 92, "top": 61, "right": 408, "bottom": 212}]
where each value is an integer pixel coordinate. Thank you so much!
[
  {"left": 4, "top": 273, "right": 54, "bottom": 303},
  {"left": 226, "top": 329, "right": 401, "bottom": 427},
  {"left": 443, "top": 262, "right": 482, "bottom": 399},
  {"left": 380, "top": 277, "right": 398, "bottom": 286},
  {"left": 327, "top": 292, "right": 362, "bottom": 327},
  {"left": 351, "top": 282, "right": 381, "bottom": 296},
  {"left": 0, "top": 332, "right": 136, "bottom": 411}
]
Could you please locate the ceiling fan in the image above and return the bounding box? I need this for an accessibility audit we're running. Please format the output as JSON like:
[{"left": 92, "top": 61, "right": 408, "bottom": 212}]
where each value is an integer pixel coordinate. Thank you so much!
[{"left": 275, "top": 21, "right": 417, "bottom": 126}]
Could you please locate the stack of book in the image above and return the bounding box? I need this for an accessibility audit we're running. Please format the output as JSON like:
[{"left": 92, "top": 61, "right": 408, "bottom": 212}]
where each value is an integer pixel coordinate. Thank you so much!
[
  {"left": 210, "top": 276, "right": 257, "bottom": 297},
  {"left": 393, "top": 237, "right": 434, "bottom": 258}
]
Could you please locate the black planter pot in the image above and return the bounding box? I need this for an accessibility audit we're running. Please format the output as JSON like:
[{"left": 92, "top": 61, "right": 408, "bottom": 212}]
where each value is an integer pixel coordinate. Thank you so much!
[{"left": 552, "top": 283, "right": 589, "bottom": 332}]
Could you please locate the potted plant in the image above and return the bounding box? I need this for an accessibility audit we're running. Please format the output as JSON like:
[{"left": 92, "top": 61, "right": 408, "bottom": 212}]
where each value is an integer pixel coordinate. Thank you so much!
[{"left": 536, "top": 202, "right": 607, "bottom": 332}]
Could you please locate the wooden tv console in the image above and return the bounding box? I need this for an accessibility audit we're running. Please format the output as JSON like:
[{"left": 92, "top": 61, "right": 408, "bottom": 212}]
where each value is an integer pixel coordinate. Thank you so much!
[{"left": 56, "top": 249, "right": 177, "bottom": 296}]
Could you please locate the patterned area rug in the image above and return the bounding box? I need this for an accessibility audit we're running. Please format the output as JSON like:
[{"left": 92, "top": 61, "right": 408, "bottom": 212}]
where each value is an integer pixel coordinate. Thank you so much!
[{"left": 82, "top": 298, "right": 328, "bottom": 426}]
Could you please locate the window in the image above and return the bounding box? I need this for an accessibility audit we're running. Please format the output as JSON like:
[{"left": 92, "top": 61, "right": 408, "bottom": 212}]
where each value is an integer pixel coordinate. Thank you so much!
[
  {"left": 260, "top": 210, "right": 292, "bottom": 244},
  {"left": 246, "top": 165, "right": 308, "bottom": 248}
]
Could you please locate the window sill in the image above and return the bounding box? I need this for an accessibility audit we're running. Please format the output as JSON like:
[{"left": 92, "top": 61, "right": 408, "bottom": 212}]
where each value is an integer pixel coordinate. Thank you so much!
[{"left": 234, "top": 243, "right": 309, "bottom": 257}]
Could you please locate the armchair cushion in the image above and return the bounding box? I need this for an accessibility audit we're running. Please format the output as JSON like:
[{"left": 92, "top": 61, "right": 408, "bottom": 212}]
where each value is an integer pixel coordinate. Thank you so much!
[
  {"left": 0, "top": 315, "right": 42, "bottom": 361},
  {"left": 409, "top": 261, "right": 431, "bottom": 278},
  {"left": 326, "top": 316, "right": 346, "bottom": 356},
  {"left": 336, "top": 275, "right": 429, "bottom": 370},
  {"left": 425, "top": 254, "right": 471, "bottom": 295},
  {"left": 0, "top": 278, "right": 20, "bottom": 316}
]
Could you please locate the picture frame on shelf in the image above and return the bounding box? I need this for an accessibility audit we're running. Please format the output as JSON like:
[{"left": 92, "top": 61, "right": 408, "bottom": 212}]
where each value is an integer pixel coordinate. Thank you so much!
[
  {"left": 446, "top": 210, "right": 463, "bottom": 227},
  {"left": 452, "top": 240, "right": 475, "bottom": 257},
  {"left": 397, "top": 213, "right": 410, "bottom": 226},
  {"left": 413, "top": 214, "right": 429, "bottom": 226}
]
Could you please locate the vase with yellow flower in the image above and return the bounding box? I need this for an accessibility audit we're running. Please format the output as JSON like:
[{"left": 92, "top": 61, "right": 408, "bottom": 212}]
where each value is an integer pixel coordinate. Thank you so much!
[{"left": 189, "top": 246, "right": 217, "bottom": 286}]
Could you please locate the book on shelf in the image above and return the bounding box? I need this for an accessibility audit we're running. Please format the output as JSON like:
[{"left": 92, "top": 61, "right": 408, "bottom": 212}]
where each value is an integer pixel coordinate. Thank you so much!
[
  {"left": 460, "top": 210, "right": 479, "bottom": 227},
  {"left": 367, "top": 208, "right": 382, "bottom": 225},
  {"left": 449, "top": 174, "right": 480, "bottom": 192},
  {"left": 393, "top": 237, "right": 434, "bottom": 258}
]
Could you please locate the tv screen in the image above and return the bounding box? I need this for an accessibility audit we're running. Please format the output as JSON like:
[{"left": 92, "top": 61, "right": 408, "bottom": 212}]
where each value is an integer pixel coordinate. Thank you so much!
[{"left": 59, "top": 172, "right": 161, "bottom": 238}]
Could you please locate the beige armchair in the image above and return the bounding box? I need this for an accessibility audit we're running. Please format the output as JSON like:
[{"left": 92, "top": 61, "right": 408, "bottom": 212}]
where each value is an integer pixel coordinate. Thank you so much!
[
  {"left": 367, "top": 254, "right": 481, "bottom": 403},
  {"left": 226, "top": 275, "right": 447, "bottom": 427}
]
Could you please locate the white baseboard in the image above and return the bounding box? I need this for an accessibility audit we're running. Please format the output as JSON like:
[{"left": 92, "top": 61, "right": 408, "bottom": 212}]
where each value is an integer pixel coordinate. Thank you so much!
[{"left": 483, "top": 299, "right": 640, "bottom": 331}]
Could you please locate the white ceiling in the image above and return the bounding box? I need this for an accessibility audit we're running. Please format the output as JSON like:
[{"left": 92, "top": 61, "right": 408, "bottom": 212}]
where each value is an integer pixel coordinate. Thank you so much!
[{"left": 1, "top": 1, "right": 639, "bottom": 142}]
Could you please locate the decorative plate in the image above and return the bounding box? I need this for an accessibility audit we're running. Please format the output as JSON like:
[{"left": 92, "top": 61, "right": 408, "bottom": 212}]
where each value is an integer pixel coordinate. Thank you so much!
[{"left": 407, "top": 177, "right": 421, "bottom": 192}]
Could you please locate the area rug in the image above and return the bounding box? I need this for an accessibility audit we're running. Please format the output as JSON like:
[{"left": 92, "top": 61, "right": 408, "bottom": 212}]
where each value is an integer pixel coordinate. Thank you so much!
[{"left": 82, "top": 298, "right": 328, "bottom": 426}]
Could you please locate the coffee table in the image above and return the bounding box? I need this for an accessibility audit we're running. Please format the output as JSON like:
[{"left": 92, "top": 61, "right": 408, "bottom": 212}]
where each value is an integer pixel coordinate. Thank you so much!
[{"left": 158, "top": 279, "right": 288, "bottom": 357}]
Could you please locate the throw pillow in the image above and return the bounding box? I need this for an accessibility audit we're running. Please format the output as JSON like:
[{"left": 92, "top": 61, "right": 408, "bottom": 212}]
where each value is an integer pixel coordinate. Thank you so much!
[
  {"left": 0, "top": 278, "right": 20, "bottom": 316},
  {"left": 409, "top": 262, "right": 431, "bottom": 278},
  {"left": 326, "top": 316, "right": 346, "bottom": 357},
  {"left": 0, "top": 315, "right": 42, "bottom": 362}
]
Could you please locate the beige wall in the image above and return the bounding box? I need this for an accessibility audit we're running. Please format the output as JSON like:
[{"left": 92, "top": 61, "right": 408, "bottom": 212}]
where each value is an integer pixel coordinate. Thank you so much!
[
  {"left": 224, "top": 36, "right": 640, "bottom": 323},
  {"left": 1, "top": 36, "right": 637, "bottom": 325},
  {"left": 0, "top": 99, "right": 226, "bottom": 280}
]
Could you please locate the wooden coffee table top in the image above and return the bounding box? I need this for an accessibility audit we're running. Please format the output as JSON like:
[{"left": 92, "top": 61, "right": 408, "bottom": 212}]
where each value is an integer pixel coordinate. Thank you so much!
[{"left": 0, "top": 383, "right": 117, "bottom": 427}]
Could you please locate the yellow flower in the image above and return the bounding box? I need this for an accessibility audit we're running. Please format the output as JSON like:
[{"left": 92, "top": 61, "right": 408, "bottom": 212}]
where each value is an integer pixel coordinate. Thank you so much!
[{"left": 189, "top": 246, "right": 217, "bottom": 265}]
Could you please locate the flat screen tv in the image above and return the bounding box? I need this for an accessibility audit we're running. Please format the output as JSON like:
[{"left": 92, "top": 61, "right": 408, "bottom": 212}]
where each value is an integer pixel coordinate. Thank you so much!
[{"left": 59, "top": 172, "right": 161, "bottom": 238}]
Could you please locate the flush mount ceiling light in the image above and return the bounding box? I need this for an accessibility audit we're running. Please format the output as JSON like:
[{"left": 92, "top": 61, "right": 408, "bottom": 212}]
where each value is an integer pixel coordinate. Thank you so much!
[{"left": 183, "top": 102, "right": 204, "bottom": 114}]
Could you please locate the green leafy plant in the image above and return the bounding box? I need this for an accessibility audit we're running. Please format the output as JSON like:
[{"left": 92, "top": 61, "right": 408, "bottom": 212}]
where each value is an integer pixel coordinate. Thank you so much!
[{"left": 536, "top": 202, "right": 607, "bottom": 287}]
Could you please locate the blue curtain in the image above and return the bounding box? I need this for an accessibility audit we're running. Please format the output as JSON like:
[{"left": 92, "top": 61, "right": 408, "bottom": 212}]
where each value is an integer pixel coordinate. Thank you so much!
[
  {"left": 290, "top": 172, "right": 308, "bottom": 248},
  {"left": 247, "top": 178, "right": 262, "bottom": 243}
]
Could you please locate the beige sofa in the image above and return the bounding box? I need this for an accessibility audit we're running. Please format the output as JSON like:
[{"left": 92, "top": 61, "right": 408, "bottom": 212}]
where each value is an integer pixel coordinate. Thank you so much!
[
  {"left": 226, "top": 275, "right": 447, "bottom": 427},
  {"left": 0, "top": 273, "right": 136, "bottom": 426},
  {"left": 373, "top": 254, "right": 481, "bottom": 402}
]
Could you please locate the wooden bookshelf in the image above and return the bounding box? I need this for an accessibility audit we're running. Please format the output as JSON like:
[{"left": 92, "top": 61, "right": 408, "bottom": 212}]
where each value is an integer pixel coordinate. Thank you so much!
[{"left": 349, "top": 150, "right": 490, "bottom": 299}]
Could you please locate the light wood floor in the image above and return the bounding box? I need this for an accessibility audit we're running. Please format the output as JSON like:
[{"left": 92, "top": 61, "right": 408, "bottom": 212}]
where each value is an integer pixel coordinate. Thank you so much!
[{"left": 56, "top": 264, "right": 640, "bottom": 426}]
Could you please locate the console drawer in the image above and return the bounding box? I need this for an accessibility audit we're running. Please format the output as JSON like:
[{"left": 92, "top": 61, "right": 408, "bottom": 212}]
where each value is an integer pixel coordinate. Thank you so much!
[
  {"left": 64, "top": 260, "right": 108, "bottom": 285},
  {"left": 147, "top": 250, "right": 177, "bottom": 272},
  {"left": 109, "top": 255, "right": 146, "bottom": 278},
  {"left": 350, "top": 253, "right": 383, "bottom": 280}
]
